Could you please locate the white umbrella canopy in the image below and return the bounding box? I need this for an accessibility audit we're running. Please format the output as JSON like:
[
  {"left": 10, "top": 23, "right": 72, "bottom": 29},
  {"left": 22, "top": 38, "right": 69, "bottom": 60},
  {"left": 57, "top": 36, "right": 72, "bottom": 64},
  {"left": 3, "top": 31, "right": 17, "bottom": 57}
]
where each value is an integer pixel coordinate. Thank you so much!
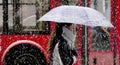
[{"left": 38, "top": 5, "right": 114, "bottom": 27}]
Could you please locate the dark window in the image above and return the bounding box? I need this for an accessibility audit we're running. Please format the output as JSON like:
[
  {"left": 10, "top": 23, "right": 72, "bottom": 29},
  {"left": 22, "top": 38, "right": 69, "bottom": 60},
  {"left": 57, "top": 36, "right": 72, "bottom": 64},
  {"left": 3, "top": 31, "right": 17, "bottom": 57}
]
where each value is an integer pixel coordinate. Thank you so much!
[
  {"left": 90, "top": 0, "right": 110, "bottom": 50},
  {"left": 60, "top": 0, "right": 78, "bottom": 5},
  {"left": 91, "top": 27, "right": 110, "bottom": 50}
]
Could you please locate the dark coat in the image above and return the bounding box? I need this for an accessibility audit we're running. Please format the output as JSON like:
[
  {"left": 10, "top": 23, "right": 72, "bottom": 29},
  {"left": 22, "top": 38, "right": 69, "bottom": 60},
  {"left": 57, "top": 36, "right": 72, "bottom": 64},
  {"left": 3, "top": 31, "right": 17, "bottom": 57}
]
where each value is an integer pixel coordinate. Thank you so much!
[
  {"left": 58, "top": 37, "right": 78, "bottom": 65},
  {"left": 48, "top": 25, "right": 78, "bottom": 65}
]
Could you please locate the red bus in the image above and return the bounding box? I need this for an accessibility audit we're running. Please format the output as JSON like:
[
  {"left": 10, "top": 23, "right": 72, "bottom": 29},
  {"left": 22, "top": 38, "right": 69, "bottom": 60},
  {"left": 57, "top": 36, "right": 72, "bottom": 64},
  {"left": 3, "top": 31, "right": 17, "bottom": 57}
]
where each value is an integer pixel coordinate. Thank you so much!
[{"left": 0, "top": 0, "right": 119, "bottom": 65}]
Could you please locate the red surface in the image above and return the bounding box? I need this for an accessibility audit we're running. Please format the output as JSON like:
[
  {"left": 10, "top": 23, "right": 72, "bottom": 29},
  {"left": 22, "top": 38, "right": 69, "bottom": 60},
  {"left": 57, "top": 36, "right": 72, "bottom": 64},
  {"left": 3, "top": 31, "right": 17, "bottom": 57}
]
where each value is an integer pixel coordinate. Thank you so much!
[{"left": 115, "top": 0, "right": 120, "bottom": 65}]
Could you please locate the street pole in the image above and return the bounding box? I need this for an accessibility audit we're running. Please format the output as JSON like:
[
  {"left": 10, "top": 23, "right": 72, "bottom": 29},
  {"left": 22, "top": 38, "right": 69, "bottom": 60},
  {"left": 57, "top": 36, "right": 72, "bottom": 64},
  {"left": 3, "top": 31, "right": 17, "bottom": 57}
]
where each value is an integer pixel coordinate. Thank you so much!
[
  {"left": 113, "top": 0, "right": 116, "bottom": 65},
  {"left": 3, "top": 0, "right": 8, "bottom": 34},
  {"left": 81, "top": 0, "right": 88, "bottom": 65}
]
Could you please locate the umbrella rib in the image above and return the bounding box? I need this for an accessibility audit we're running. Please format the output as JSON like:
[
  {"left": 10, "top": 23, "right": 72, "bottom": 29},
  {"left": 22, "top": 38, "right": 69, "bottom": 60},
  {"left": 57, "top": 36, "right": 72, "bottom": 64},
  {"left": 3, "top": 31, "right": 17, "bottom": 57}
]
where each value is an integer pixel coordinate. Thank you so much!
[{"left": 83, "top": 8, "right": 91, "bottom": 26}]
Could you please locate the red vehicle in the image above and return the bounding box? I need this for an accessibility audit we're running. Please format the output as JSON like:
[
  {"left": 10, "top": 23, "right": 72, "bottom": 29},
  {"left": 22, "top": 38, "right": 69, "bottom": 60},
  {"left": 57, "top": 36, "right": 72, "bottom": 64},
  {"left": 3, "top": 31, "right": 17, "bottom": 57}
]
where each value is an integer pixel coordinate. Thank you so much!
[{"left": 0, "top": 0, "right": 120, "bottom": 65}]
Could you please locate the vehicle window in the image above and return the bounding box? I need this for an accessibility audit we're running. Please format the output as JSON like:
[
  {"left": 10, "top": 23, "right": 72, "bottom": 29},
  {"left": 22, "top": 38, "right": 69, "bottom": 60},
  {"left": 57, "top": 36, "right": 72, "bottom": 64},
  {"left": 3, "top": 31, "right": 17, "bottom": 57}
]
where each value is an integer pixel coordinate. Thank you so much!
[
  {"left": 90, "top": 0, "right": 110, "bottom": 50},
  {"left": 8, "top": 4, "right": 13, "bottom": 31},
  {"left": 60, "top": 0, "right": 78, "bottom": 5},
  {"left": 0, "top": 1, "right": 3, "bottom": 33},
  {"left": 8, "top": 0, "right": 50, "bottom": 34}
]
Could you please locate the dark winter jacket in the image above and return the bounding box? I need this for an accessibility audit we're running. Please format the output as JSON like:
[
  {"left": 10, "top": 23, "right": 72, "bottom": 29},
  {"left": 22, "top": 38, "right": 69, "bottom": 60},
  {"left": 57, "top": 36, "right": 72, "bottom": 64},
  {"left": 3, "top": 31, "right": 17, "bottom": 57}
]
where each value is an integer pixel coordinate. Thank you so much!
[
  {"left": 58, "top": 38, "right": 77, "bottom": 65},
  {"left": 50, "top": 27, "right": 78, "bottom": 65}
]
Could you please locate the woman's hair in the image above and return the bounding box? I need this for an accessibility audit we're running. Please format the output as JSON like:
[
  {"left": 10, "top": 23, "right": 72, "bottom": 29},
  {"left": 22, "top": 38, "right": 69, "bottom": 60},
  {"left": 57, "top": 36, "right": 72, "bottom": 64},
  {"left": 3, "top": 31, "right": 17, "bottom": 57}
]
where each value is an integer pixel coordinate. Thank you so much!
[{"left": 48, "top": 23, "right": 72, "bottom": 54}]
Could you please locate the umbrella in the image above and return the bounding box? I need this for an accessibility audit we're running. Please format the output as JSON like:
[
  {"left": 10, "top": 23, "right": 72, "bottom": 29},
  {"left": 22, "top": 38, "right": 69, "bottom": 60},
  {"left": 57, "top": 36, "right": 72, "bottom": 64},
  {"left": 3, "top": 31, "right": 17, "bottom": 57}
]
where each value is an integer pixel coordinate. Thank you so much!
[{"left": 38, "top": 5, "right": 114, "bottom": 27}]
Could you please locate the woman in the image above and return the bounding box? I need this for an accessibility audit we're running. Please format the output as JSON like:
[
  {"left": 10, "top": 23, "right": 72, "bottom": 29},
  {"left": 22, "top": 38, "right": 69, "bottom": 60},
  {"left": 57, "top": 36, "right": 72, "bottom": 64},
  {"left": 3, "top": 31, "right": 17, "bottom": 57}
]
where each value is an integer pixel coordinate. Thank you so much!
[{"left": 48, "top": 23, "right": 78, "bottom": 65}]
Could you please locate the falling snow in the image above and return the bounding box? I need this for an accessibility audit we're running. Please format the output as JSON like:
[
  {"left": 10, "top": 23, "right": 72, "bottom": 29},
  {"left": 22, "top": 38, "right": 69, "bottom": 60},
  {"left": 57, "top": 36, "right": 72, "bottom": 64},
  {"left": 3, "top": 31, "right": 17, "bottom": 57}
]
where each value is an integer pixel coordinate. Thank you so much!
[{"left": 0, "top": 0, "right": 119, "bottom": 65}]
